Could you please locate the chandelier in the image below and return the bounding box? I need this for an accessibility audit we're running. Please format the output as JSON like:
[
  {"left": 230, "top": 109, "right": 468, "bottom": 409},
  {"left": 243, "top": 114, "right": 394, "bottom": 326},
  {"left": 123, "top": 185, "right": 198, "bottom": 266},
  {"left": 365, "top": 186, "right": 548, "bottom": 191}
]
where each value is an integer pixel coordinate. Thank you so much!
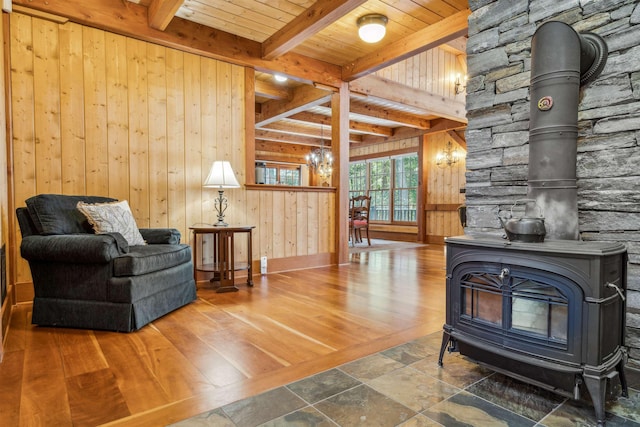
[
  {"left": 306, "top": 126, "right": 333, "bottom": 179},
  {"left": 435, "top": 141, "right": 460, "bottom": 168}
]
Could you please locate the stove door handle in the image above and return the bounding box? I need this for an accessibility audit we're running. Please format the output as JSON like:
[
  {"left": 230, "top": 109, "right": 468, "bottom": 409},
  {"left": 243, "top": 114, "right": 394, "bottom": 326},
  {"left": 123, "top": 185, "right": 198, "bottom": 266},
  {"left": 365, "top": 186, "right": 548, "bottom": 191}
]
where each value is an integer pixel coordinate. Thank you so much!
[{"left": 606, "top": 282, "right": 625, "bottom": 302}]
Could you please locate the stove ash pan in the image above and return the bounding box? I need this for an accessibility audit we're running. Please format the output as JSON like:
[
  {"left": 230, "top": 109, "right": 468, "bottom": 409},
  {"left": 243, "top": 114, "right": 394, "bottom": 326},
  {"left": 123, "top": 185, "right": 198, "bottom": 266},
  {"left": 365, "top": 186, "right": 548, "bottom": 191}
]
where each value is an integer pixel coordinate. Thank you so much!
[{"left": 438, "top": 235, "right": 628, "bottom": 427}]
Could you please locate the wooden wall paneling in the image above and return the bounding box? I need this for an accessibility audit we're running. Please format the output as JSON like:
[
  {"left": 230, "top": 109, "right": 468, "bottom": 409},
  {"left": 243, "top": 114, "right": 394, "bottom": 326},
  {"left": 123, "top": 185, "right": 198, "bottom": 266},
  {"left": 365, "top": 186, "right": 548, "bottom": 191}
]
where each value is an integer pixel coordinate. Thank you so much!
[
  {"left": 306, "top": 191, "right": 319, "bottom": 255},
  {"left": 33, "top": 18, "right": 61, "bottom": 195},
  {"left": 127, "top": 37, "right": 150, "bottom": 227},
  {"left": 166, "top": 48, "right": 187, "bottom": 238},
  {"left": 82, "top": 26, "right": 109, "bottom": 197},
  {"left": 284, "top": 190, "right": 296, "bottom": 258},
  {"left": 199, "top": 56, "right": 217, "bottom": 228},
  {"left": 230, "top": 64, "right": 247, "bottom": 230},
  {"left": 257, "top": 190, "right": 272, "bottom": 259},
  {"left": 105, "top": 32, "right": 130, "bottom": 203},
  {"left": 147, "top": 43, "right": 169, "bottom": 228},
  {"left": 183, "top": 53, "right": 203, "bottom": 235},
  {"left": 10, "top": 13, "right": 35, "bottom": 283},
  {"left": 296, "top": 191, "right": 308, "bottom": 256},
  {"left": 8, "top": 14, "right": 334, "bottom": 294},
  {"left": 271, "top": 191, "right": 285, "bottom": 259},
  {"left": 59, "top": 22, "right": 86, "bottom": 195}
]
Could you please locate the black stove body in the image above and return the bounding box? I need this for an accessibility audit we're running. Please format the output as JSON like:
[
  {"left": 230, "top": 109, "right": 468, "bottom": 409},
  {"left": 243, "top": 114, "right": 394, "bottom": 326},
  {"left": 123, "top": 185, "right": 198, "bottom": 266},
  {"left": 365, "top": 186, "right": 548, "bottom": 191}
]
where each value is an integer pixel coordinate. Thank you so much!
[{"left": 439, "top": 235, "right": 628, "bottom": 425}]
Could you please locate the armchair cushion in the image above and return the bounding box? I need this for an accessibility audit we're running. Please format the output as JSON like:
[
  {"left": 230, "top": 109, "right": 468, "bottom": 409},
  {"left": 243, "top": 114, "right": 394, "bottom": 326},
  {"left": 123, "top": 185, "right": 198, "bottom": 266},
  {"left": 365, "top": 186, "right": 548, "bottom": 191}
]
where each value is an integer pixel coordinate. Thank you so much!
[
  {"left": 113, "top": 244, "right": 192, "bottom": 277},
  {"left": 139, "top": 228, "right": 181, "bottom": 245},
  {"left": 26, "top": 194, "right": 116, "bottom": 235},
  {"left": 20, "top": 233, "right": 128, "bottom": 263},
  {"left": 77, "top": 200, "right": 146, "bottom": 246}
]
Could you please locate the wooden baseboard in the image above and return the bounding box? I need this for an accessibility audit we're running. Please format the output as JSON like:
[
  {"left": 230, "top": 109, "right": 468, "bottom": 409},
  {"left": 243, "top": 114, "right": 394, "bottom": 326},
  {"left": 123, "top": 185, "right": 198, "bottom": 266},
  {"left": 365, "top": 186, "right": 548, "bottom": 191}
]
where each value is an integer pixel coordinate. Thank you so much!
[
  {"left": 1, "top": 285, "right": 14, "bottom": 361},
  {"left": 251, "top": 253, "right": 335, "bottom": 275}
]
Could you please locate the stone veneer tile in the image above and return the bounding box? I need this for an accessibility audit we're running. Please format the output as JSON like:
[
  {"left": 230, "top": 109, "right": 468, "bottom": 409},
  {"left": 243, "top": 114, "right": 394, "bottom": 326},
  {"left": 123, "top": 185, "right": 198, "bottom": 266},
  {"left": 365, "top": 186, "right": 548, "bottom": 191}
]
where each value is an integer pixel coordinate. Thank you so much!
[
  {"left": 257, "top": 406, "right": 334, "bottom": 426},
  {"left": 411, "top": 353, "right": 493, "bottom": 389},
  {"left": 338, "top": 353, "right": 405, "bottom": 382},
  {"left": 170, "top": 407, "right": 234, "bottom": 427},
  {"left": 607, "top": 388, "right": 640, "bottom": 423},
  {"left": 466, "top": 372, "right": 565, "bottom": 422},
  {"left": 423, "top": 391, "right": 536, "bottom": 427},
  {"left": 367, "top": 366, "right": 460, "bottom": 412},
  {"left": 540, "top": 398, "right": 640, "bottom": 427},
  {"left": 398, "top": 413, "right": 443, "bottom": 426},
  {"left": 222, "top": 387, "right": 306, "bottom": 427},
  {"left": 286, "top": 368, "right": 361, "bottom": 404},
  {"left": 314, "top": 384, "right": 416, "bottom": 426},
  {"left": 381, "top": 340, "right": 437, "bottom": 365}
]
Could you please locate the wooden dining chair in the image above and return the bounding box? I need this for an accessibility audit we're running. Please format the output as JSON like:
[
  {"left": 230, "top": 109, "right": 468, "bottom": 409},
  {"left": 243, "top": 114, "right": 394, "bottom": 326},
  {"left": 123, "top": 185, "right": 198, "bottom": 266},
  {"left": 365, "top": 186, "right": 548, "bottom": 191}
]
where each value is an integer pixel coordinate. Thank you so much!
[{"left": 349, "top": 195, "right": 371, "bottom": 246}]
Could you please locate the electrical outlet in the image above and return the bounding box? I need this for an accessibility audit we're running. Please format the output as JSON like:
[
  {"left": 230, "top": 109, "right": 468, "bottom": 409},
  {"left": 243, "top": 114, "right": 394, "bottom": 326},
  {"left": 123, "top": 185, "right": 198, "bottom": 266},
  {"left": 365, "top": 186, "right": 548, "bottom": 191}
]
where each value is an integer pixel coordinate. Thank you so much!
[{"left": 260, "top": 256, "right": 267, "bottom": 274}]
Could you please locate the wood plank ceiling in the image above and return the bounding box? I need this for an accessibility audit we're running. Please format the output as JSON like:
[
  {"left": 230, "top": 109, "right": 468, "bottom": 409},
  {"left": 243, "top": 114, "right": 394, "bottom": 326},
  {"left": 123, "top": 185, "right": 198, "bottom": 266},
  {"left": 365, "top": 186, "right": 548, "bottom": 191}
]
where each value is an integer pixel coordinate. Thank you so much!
[{"left": 13, "top": 0, "right": 470, "bottom": 162}]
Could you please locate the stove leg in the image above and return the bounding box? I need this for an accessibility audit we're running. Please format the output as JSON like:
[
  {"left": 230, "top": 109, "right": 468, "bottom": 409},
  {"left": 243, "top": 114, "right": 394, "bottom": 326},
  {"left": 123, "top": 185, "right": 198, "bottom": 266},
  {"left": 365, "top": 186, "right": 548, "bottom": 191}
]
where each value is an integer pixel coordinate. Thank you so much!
[
  {"left": 438, "top": 331, "right": 451, "bottom": 366},
  {"left": 617, "top": 361, "right": 628, "bottom": 398},
  {"left": 583, "top": 374, "right": 607, "bottom": 427}
]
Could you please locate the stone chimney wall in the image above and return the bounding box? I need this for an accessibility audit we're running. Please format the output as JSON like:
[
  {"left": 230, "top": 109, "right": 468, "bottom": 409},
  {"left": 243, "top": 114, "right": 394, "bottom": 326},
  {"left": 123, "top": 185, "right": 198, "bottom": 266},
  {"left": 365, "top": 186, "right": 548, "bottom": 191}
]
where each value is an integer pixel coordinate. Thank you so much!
[{"left": 464, "top": 0, "right": 640, "bottom": 367}]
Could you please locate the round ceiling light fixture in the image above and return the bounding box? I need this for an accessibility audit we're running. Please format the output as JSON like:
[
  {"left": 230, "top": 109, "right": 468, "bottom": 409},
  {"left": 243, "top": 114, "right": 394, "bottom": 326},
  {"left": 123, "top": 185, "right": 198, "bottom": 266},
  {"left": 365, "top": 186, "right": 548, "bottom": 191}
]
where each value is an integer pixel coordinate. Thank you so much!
[{"left": 357, "top": 14, "right": 388, "bottom": 44}]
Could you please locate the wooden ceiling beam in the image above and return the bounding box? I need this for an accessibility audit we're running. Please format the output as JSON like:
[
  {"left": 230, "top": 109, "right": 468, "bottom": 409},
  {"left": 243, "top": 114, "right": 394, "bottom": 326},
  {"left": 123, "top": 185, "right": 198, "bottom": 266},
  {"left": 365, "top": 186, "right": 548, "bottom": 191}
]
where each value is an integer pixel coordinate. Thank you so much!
[
  {"left": 257, "top": 85, "right": 332, "bottom": 127},
  {"left": 256, "top": 140, "right": 318, "bottom": 156},
  {"left": 350, "top": 75, "right": 467, "bottom": 122},
  {"left": 262, "top": 0, "right": 367, "bottom": 60},
  {"left": 358, "top": 118, "right": 466, "bottom": 145},
  {"left": 12, "top": 0, "right": 343, "bottom": 87},
  {"left": 287, "top": 111, "right": 393, "bottom": 137},
  {"left": 255, "top": 79, "right": 292, "bottom": 101},
  {"left": 255, "top": 130, "right": 327, "bottom": 146},
  {"left": 447, "top": 130, "right": 467, "bottom": 151},
  {"left": 342, "top": 9, "right": 471, "bottom": 81},
  {"left": 348, "top": 100, "right": 432, "bottom": 129},
  {"left": 148, "top": 0, "right": 183, "bottom": 31}
]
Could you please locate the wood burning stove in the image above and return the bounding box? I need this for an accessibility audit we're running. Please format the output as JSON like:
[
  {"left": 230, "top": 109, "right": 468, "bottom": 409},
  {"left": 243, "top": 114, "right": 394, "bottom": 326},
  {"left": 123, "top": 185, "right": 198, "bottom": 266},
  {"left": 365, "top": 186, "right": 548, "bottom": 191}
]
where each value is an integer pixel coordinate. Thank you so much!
[{"left": 439, "top": 235, "right": 628, "bottom": 426}]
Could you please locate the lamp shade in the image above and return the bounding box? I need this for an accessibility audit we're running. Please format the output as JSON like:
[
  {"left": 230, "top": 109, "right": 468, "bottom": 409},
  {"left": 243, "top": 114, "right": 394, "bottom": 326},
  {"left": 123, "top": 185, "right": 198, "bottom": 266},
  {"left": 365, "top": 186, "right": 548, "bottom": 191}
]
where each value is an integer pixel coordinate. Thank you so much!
[
  {"left": 357, "top": 14, "right": 388, "bottom": 43},
  {"left": 203, "top": 161, "right": 240, "bottom": 188}
]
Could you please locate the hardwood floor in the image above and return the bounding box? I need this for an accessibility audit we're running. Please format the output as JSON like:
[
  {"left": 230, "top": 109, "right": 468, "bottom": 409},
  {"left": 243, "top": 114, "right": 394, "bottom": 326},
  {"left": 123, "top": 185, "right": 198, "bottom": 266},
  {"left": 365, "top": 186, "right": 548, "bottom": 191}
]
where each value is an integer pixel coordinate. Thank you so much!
[{"left": 0, "top": 244, "right": 447, "bottom": 427}]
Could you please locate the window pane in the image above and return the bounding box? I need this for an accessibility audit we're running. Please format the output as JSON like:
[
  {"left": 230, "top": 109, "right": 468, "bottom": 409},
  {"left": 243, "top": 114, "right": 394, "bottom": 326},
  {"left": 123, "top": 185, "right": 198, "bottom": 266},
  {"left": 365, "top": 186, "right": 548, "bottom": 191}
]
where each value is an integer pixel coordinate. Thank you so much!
[
  {"left": 393, "top": 154, "right": 418, "bottom": 222},
  {"left": 393, "top": 189, "right": 417, "bottom": 222},
  {"left": 349, "top": 162, "right": 367, "bottom": 199},
  {"left": 280, "top": 168, "right": 300, "bottom": 186},
  {"left": 369, "top": 159, "right": 390, "bottom": 221},
  {"left": 265, "top": 168, "right": 277, "bottom": 185}
]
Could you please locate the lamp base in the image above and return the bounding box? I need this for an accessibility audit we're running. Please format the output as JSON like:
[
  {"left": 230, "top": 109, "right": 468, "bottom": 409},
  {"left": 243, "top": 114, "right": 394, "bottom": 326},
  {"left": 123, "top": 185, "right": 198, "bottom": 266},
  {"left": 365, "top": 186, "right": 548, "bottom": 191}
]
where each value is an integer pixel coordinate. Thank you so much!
[{"left": 213, "top": 219, "right": 229, "bottom": 227}]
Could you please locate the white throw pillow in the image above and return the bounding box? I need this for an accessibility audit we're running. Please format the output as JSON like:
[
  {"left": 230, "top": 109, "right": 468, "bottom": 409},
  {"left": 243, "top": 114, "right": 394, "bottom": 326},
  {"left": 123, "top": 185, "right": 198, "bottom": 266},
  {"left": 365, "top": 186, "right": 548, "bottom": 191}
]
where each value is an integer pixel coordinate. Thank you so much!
[{"left": 77, "top": 200, "right": 146, "bottom": 246}]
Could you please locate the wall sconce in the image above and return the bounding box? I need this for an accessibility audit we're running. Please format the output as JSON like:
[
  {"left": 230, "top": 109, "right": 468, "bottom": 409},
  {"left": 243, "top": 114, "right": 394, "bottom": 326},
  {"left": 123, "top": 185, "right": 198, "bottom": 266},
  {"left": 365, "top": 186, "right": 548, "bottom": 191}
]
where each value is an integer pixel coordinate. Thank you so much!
[
  {"left": 357, "top": 14, "right": 388, "bottom": 43},
  {"left": 454, "top": 74, "right": 467, "bottom": 95},
  {"left": 436, "top": 141, "right": 460, "bottom": 168}
]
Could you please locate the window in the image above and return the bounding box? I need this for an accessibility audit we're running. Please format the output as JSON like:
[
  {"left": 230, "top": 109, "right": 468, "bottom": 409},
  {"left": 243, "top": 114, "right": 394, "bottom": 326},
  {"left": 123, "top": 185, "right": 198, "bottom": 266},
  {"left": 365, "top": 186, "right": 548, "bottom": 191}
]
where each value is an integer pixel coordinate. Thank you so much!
[
  {"left": 262, "top": 164, "right": 301, "bottom": 186},
  {"left": 348, "top": 153, "right": 418, "bottom": 223},
  {"left": 393, "top": 155, "right": 418, "bottom": 222},
  {"left": 349, "top": 161, "right": 367, "bottom": 199},
  {"left": 369, "top": 158, "right": 391, "bottom": 221},
  {"left": 279, "top": 168, "right": 300, "bottom": 186}
]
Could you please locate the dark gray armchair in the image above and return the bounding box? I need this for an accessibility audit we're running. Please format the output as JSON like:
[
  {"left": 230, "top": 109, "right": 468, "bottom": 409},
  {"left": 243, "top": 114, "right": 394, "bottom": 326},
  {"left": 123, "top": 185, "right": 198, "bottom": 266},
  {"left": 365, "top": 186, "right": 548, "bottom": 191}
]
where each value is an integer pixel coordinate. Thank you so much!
[{"left": 16, "top": 194, "right": 197, "bottom": 332}]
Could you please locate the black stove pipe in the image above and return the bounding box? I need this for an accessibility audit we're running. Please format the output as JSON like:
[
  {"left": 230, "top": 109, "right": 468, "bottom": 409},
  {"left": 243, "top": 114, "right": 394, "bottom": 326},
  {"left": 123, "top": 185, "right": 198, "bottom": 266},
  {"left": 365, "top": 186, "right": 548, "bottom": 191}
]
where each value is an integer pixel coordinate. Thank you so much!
[{"left": 527, "top": 21, "right": 607, "bottom": 240}]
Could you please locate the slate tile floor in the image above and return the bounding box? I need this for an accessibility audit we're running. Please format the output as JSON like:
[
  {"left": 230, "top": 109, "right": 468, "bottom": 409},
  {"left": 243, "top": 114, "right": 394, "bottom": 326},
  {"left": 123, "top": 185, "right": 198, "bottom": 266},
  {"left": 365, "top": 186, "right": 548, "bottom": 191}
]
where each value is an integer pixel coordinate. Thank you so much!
[{"left": 173, "top": 332, "right": 640, "bottom": 427}]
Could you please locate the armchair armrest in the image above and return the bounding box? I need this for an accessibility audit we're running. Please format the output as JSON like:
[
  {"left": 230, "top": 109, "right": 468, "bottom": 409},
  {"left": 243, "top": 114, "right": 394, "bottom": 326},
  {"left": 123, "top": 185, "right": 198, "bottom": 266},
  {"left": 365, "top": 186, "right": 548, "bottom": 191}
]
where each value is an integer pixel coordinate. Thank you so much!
[
  {"left": 20, "top": 233, "right": 129, "bottom": 263},
  {"left": 139, "top": 228, "right": 181, "bottom": 245}
]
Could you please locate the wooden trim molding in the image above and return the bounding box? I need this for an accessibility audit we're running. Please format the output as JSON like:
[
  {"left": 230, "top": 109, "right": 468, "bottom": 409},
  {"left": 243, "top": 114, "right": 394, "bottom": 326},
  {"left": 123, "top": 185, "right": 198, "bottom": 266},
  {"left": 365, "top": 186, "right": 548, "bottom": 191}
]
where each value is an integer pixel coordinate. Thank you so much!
[
  {"left": 245, "top": 184, "right": 335, "bottom": 193},
  {"left": 424, "top": 203, "right": 462, "bottom": 211}
]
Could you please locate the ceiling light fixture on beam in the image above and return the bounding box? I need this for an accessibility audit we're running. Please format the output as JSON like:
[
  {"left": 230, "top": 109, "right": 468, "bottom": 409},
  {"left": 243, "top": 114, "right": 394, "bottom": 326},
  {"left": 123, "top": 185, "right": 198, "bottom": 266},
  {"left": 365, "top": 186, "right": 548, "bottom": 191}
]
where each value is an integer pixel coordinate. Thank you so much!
[{"left": 357, "top": 14, "right": 388, "bottom": 43}]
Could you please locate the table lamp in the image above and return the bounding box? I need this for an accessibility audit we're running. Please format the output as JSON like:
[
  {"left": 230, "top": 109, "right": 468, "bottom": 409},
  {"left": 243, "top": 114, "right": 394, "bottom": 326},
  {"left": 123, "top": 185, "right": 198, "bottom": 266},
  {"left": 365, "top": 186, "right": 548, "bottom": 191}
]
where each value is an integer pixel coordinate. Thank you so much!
[{"left": 203, "top": 161, "right": 240, "bottom": 226}]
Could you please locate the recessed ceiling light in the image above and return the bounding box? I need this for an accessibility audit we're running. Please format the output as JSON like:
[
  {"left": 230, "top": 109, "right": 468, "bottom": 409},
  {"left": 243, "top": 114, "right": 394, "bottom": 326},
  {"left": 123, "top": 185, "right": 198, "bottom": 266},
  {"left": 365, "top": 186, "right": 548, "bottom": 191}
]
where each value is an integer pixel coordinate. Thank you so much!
[
  {"left": 357, "top": 14, "right": 388, "bottom": 44},
  {"left": 274, "top": 74, "right": 288, "bottom": 82}
]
